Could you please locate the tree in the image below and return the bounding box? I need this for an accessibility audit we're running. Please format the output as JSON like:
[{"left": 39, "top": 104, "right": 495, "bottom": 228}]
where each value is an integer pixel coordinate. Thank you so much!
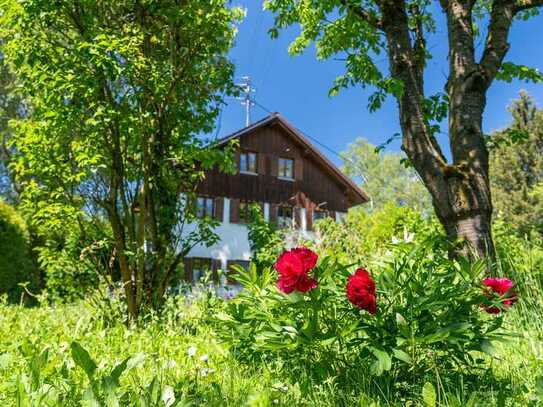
[
  {"left": 342, "top": 138, "right": 431, "bottom": 212},
  {"left": 490, "top": 92, "right": 543, "bottom": 236},
  {"left": 265, "top": 0, "right": 543, "bottom": 258},
  {"left": 0, "top": 48, "right": 24, "bottom": 202},
  {"left": 0, "top": 0, "right": 242, "bottom": 319}
]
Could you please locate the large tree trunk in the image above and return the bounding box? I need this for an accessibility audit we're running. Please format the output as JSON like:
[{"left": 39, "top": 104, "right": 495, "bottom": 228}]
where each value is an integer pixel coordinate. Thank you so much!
[
  {"left": 343, "top": 0, "right": 542, "bottom": 259},
  {"left": 381, "top": 0, "right": 496, "bottom": 259}
]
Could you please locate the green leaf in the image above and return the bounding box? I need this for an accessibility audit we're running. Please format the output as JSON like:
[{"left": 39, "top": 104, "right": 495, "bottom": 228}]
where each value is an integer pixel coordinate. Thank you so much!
[
  {"left": 109, "top": 357, "right": 130, "bottom": 386},
  {"left": 70, "top": 342, "right": 97, "bottom": 380},
  {"left": 82, "top": 386, "right": 100, "bottom": 407},
  {"left": 479, "top": 339, "right": 497, "bottom": 356},
  {"left": 369, "top": 347, "right": 391, "bottom": 376},
  {"left": 392, "top": 348, "right": 412, "bottom": 364},
  {"left": 422, "top": 382, "right": 437, "bottom": 407},
  {"left": 535, "top": 376, "right": 543, "bottom": 397}
]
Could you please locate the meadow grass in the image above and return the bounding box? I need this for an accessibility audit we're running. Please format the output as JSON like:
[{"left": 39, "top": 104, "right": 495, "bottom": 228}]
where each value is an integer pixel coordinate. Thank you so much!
[{"left": 0, "top": 242, "right": 542, "bottom": 406}]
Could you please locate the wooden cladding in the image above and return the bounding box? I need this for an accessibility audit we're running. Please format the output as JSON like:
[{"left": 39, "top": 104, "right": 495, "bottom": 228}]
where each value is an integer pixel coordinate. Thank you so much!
[
  {"left": 230, "top": 198, "right": 240, "bottom": 223},
  {"left": 214, "top": 197, "right": 224, "bottom": 221},
  {"left": 197, "top": 123, "right": 353, "bottom": 212}
]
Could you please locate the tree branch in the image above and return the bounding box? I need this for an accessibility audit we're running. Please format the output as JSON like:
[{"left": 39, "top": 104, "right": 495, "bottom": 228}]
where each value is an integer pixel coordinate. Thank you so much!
[
  {"left": 479, "top": 1, "right": 516, "bottom": 86},
  {"left": 514, "top": 0, "right": 543, "bottom": 12},
  {"left": 339, "top": 0, "right": 383, "bottom": 29}
]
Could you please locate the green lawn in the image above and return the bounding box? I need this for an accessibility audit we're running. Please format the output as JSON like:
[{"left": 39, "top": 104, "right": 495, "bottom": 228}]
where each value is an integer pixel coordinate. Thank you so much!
[{"left": 1, "top": 286, "right": 542, "bottom": 406}]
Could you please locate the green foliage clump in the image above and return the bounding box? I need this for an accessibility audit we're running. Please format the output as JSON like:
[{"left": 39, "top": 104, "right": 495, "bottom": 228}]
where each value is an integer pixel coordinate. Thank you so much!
[
  {"left": 342, "top": 138, "right": 432, "bottom": 212},
  {"left": 247, "top": 203, "right": 283, "bottom": 270},
  {"left": 490, "top": 92, "right": 543, "bottom": 237},
  {"left": 0, "top": 218, "right": 542, "bottom": 405},
  {"left": 217, "top": 238, "right": 504, "bottom": 391},
  {"left": 36, "top": 221, "right": 116, "bottom": 302},
  {"left": 0, "top": 200, "right": 37, "bottom": 302},
  {"left": 316, "top": 203, "right": 430, "bottom": 265}
]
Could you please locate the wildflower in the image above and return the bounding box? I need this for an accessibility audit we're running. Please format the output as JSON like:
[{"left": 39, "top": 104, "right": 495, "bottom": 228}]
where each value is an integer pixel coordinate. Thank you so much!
[
  {"left": 165, "top": 360, "right": 177, "bottom": 369},
  {"left": 200, "top": 367, "right": 215, "bottom": 377},
  {"left": 346, "top": 268, "right": 377, "bottom": 314},
  {"left": 275, "top": 247, "right": 318, "bottom": 294},
  {"left": 483, "top": 277, "right": 517, "bottom": 314},
  {"left": 187, "top": 345, "right": 197, "bottom": 357},
  {"left": 199, "top": 354, "right": 209, "bottom": 363}
]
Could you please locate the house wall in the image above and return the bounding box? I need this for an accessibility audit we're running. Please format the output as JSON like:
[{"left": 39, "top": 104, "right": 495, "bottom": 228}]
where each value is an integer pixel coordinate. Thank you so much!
[
  {"left": 196, "top": 122, "right": 356, "bottom": 213},
  {"left": 181, "top": 117, "right": 359, "bottom": 287},
  {"left": 185, "top": 199, "right": 340, "bottom": 264}
]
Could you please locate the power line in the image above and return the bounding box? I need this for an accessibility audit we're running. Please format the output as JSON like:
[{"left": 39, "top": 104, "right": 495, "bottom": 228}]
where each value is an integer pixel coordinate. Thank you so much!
[{"left": 253, "top": 98, "right": 354, "bottom": 165}]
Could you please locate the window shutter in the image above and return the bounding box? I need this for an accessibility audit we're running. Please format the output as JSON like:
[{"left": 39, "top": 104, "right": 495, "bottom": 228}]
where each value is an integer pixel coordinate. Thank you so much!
[
  {"left": 258, "top": 153, "right": 266, "bottom": 175},
  {"left": 235, "top": 150, "right": 241, "bottom": 173},
  {"left": 269, "top": 204, "right": 278, "bottom": 223},
  {"left": 230, "top": 198, "right": 240, "bottom": 223},
  {"left": 214, "top": 197, "right": 224, "bottom": 221},
  {"left": 211, "top": 259, "right": 221, "bottom": 283},
  {"left": 306, "top": 208, "right": 314, "bottom": 231},
  {"left": 270, "top": 156, "right": 278, "bottom": 177},
  {"left": 295, "top": 158, "right": 303, "bottom": 181},
  {"left": 183, "top": 258, "right": 193, "bottom": 283}
]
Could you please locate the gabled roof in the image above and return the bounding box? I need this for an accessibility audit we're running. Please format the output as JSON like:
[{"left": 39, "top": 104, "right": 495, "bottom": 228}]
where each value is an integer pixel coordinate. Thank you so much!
[{"left": 215, "top": 113, "right": 369, "bottom": 205}]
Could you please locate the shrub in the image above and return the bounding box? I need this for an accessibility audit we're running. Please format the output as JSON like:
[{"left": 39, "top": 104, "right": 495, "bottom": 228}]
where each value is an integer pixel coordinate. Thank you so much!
[
  {"left": 315, "top": 203, "right": 431, "bottom": 265},
  {"left": 36, "top": 220, "right": 116, "bottom": 302},
  {"left": 0, "top": 200, "right": 37, "bottom": 302},
  {"left": 216, "top": 235, "right": 512, "bottom": 393}
]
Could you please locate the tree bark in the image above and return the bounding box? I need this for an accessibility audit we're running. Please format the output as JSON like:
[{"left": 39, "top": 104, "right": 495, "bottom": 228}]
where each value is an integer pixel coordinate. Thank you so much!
[{"left": 380, "top": 0, "right": 497, "bottom": 259}]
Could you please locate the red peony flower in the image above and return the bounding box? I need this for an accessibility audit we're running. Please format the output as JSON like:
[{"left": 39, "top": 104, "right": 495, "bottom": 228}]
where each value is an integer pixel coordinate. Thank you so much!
[
  {"left": 346, "top": 268, "right": 377, "bottom": 314},
  {"left": 275, "top": 247, "right": 318, "bottom": 294},
  {"left": 483, "top": 277, "right": 517, "bottom": 314}
]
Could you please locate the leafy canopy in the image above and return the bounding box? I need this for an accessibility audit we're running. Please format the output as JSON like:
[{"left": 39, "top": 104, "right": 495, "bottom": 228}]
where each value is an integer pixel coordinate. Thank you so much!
[
  {"left": 0, "top": 0, "right": 243, "bottom": 315},
  {"left": 490, "top": 92, "right": 543, "bottom": 237},
  {"left": 342, "top": 138, "right": 431, "bottom": 212}
]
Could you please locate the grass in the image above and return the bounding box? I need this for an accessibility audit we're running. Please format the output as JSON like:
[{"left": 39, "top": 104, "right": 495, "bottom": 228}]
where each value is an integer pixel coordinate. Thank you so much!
[
  {"left": 0, "top": 284, "right": 542, "bottom": 406},
  {"left": 1, "top": 232, "right": 542, "bottom": 406}
]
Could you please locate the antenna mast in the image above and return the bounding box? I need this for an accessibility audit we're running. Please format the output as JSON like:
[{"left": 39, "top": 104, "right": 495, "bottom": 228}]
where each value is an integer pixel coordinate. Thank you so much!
[{"left": 236, "top": 76, "right": 256, "bottom": 127}]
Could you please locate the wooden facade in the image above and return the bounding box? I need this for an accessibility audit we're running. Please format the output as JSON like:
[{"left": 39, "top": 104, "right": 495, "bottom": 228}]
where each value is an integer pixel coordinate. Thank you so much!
[
  {"left": 196, "top": 113, "right": 368, "bottom": 226},
  {"left": 183, "top": 113, "right": 368, "bottom": 283}
]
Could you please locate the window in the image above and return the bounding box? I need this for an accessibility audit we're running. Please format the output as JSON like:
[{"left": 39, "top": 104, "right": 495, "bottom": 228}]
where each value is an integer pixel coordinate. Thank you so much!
[
  {"left": 278, "top": 157, "right": 294, "bottom": 179},
  {"left": 313, "top": 210, "right": 328, "bottom": 222},
  {"left": 196, "top": 196, "right": 214, "bottom": 219},
  {"left": 277, "top": 206, "right": 294, "bottom": 228},
  {"left": 239, "top": 151, "right": 257, "bottom": 173},
  {"left": 192, "top": 258, "right": 212, "bottom": 283},
  {"left": 227, "top": 260, "right": 250, "bottom": 284}
]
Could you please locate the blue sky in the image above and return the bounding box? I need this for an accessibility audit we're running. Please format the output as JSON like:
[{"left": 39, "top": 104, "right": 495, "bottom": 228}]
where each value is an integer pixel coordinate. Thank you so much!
[{"left": 217, "top": 2, "right": 543, "bottom": 165}]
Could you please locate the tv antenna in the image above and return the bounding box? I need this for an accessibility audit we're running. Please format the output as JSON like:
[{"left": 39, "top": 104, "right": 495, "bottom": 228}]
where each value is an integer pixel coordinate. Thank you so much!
[{"left": 236, "top": 76, "right": 256, "bottom": 127}]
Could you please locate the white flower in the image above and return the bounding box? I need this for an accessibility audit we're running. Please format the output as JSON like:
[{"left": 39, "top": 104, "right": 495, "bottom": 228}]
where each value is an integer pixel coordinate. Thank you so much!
[
  {"left": 187, "top": 346, "right": 197, "bottom": 357},
  {"left": 199, "top": 354, "right": 209, "bottom": 363},
  {"left": 273, "top": 399, "right": 279, "bottom": 404},
  {"left": 200, "top": 367, "right": 215, "bottom": 377},
  {"left": 165, "top": 360, "right": 177, "bottom": 369},
  {"left": 403, "top": 227, "right": 415, "bottom": 243},
  {"left": 281, "top": 385, "right": 288, "bottom": 393}
]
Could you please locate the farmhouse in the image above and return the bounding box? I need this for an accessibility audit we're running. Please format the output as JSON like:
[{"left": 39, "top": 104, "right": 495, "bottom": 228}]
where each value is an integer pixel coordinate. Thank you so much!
[{"left": 183, "top": 113, "right": 369, "bottom": 284}]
